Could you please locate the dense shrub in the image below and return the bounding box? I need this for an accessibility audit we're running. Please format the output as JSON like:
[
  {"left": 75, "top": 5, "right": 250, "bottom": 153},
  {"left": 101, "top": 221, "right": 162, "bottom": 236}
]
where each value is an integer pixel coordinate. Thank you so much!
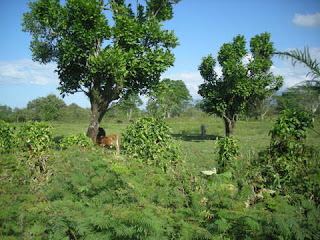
[
  {"left": 122, "top": 117, "right": 181, "bottom": 168},
  {"left": 59, "top": 133, "right": 93, "bottom": 149},
  {"left": 250, "top": 110, "right": 319, "bottom": 200},
  {"left": 0, "top": 120, "right": 17, "bottom": 153},
  {"left": 216, "top": 136, "right": 239, "bottom": 173},
  {"left": 18, "top": 121, "right": 53, "bottom": 156}
]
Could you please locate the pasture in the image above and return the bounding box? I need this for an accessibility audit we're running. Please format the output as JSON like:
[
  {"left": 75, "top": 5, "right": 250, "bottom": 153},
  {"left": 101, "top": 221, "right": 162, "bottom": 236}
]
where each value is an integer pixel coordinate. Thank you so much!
[{"left": 51, "top": 116, "right": 320, "bottom": 171}]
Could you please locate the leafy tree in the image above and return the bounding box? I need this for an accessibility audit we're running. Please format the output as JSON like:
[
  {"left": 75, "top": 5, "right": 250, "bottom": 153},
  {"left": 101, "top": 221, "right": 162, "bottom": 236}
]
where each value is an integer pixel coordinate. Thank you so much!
[
  {"left": 27, "top": 94, "right": 66, "bottom": 121},
  {"left": 0, "top": 105, "right": 14, "bottom": 122},
  {"left": 147, "top": 78, "right": 192, "bottom": 118},
  {"left": 276, "top": 84, "right": 320, "bottom": 116},
  {"left": 22, "top": 0, "right": 180, "bottom": 142},
  {"left": 198, "top": 33, "right": 283, "bottom": 136},
  {"left": 118, "top": 93, "right": 143, "bottom": 120}
]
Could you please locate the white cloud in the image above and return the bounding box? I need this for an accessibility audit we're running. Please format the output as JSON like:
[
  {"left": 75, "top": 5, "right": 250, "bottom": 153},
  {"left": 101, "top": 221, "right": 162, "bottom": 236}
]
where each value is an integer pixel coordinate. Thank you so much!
[
  {"left": 162, "top": 67, "right": 221, "bottom": 101},
  {"left": 292, "top": 12, "right": 320, "bottom": 27},
  {"left": 272, "top": 65, "right": 309, "bottom": 90},
  {"left": 0, "top": 59, "right": 59, "bottom": 85}
]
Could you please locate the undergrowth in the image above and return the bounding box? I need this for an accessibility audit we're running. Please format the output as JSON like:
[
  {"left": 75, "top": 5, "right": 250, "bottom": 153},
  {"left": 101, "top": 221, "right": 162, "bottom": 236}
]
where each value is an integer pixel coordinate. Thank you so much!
[{"left": 0, "top": 117, "right": 319, "bottom": 239}]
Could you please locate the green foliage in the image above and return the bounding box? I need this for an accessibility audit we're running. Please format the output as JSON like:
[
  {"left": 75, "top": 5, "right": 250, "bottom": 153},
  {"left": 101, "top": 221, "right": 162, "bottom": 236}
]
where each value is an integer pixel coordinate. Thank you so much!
[
  {"left": 147, "top": 78, "right": 192, "bottom": 118},
  {"left": 122, "top": 117, "right": 180, "bottom": 168},
  {"left": 0, "top": 120, "right": 17, "bottom": 153},
  {"left": 0, "top": 105, "right": 15, "bottom": 122},
  {"left": 22, "top": 0, "right": 180, "bottom": 141},
  {"left": 276, "top": 84, "right": 320, "bottom": 115},
  {"left": 26, "top": 94, "right": 66, "bottom": 121},
  {"left": 18, "top": 121, "right": 53, "bottom": 156},
  {"left": 216, "top": 136, "right": 239, "bottom": 173},
  {"left": 250, "top": 110, "right": 319, "bottom": 201},
  {"left": 117, "top": 93, "right": 143, "bottom": 120},
  {"left": 270, "top": 110, "right": 313, "bottom": 145},
  {"left": 198, "top": 33, "right": 283, "bottom": 136},
  {"left": 1, "top": 118, "right": 319, "bottom": 239},
  {"left": 59, "top": 133, "right": 93, "bottom": 149}
]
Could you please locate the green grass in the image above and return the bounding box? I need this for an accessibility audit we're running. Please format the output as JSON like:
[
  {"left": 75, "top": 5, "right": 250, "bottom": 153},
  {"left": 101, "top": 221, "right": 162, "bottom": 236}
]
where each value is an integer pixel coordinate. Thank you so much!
[
  {"left": 49, "top": 116, "right": 320, "bottom": 172},
  {"left": 2, "top": 116, "right": 319, "bottom": 239}
]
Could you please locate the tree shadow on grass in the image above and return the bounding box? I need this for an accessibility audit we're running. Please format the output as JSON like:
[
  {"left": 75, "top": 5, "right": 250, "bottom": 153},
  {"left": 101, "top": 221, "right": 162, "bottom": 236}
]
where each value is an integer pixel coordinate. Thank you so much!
[
  {"left": 171, "top": 134, "right": 222, "bottom": 142},
  {"left": 53, "top": 135, "right": 64, "bottom": 144}
]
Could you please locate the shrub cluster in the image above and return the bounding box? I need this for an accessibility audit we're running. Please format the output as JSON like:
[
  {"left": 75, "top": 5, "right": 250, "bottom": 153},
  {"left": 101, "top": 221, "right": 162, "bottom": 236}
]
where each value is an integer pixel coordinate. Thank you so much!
[
  {"left": 250, "top": 110, "right": 319, "bottom": 200},
  {"left": 122, "top": 117, "right": 181, "bottom": 168},
  {"left": 0, "top": 120, "right": 16, "bottom": 153},
  {"left": 216, "top": 136, "right": 239, "bottom": 173},
  {"left": 59, "top": 133, "right": 93, "bottom": 149}
]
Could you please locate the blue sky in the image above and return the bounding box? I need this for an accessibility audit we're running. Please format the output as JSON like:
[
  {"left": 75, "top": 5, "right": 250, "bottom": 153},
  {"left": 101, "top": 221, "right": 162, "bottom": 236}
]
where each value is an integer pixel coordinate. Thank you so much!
[{"left": 0, "top": 0, "right": 319, "bottom": 109}]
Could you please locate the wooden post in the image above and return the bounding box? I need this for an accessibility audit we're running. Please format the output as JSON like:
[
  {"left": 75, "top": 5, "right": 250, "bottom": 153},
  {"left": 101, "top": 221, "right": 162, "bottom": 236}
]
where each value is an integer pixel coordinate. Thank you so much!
[{"left": 201, "top": 124, "right": 206, "bottom": 137}]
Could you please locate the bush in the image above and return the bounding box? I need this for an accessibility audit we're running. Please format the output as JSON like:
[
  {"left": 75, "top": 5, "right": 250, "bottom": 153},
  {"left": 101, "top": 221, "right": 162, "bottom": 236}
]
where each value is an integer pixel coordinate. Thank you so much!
[
  {"left": 216, "top": 136, "right": 239, "bottom": 173},
  {"left": 250, "top": 110, "right": 319, "bottom": 201},
  {"left": 18, "top": 121, "right": 53, "bottom": 156},
  {"left": 59, "top": 133, "right": 93, "bottom": 149},
  {"left": 122, "top": 117, "right": 180, "bottom": 168},
  {"left": 0, "top": 120, "right": 17, "bottom": 153}
]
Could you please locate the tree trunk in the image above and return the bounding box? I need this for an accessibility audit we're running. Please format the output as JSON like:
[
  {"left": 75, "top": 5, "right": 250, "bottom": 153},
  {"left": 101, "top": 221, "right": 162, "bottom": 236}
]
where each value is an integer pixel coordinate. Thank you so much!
[
  {"left": 86, "top": 85, "right": 120, "bottom": 143},
  {"left": 223, "top": 115, "right": 236, "bottom": 137},
  {"left": 127, "top": 108, "right": 133, "bottom": 121},
  {"left": 86, "top": 102, "right": 101, "bottom": 143}
]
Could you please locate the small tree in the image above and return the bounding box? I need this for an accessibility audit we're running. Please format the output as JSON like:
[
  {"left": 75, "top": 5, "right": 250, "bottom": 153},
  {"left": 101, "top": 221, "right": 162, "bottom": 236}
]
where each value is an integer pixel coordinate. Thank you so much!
[
  {"left": 118, "top": 93, "right": 143, "bottom": 120},
  {"left": 147, "top": 78, "right": 192, "bottom": 118},
  {"left": 23, "top": 0, "right": 180, "bottom": 142},
  {"left": 198, "top": 33, "right": 283, "bottom": 136}
]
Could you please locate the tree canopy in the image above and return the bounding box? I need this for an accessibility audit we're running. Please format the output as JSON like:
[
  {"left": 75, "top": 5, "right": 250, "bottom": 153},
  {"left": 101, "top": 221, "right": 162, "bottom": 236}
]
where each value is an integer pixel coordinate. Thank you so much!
[
  {"left": 27, "top": 94, "right": 66, "bottom": 121},
  {"left": 22, "top": 0, "right": 180, "bottom": 141},
  {"left": 147, "top": 78, "right": 192, "bottom": 118},
  {"left": 198, "top": 33, "right": 283, "bottom": 136}
]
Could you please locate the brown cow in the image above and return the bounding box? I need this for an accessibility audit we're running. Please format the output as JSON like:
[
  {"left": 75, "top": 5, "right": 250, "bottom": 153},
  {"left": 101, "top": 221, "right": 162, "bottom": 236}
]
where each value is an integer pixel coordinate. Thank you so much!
[{"left": 97, "top": 134, "right": 120, "bottom": 154}]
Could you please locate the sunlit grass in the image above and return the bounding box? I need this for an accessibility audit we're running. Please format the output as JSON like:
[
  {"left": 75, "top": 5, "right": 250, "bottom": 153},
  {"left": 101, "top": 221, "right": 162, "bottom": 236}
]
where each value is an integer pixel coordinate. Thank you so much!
[{"left": 50, "top": 117, "right": 320, "bottom": 172}]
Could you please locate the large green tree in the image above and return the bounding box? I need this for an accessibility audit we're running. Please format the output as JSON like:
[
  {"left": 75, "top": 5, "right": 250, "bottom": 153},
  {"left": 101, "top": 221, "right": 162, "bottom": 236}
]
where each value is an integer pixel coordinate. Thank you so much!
[
  {"left": 22, "top": 0, "right": 179, "bottom": 141},
  {"left": 147, "top": 78, "right": 192, "bottom": 118},
  {"left": 27, "top": 94, "right": 67, "bottom": 121},
  {"left": 199, "top": 33, "right": 283, "bottom": 136}
]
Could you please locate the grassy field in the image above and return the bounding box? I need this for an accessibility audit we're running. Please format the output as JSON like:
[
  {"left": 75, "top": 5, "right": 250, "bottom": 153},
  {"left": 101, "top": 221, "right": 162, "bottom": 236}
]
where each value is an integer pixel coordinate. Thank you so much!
[
  {"left": 50, "top": 116, "right": 320, "bottom": 172},
  {"left": 2, "top": 116, "right": 319, "bottom": 239}
]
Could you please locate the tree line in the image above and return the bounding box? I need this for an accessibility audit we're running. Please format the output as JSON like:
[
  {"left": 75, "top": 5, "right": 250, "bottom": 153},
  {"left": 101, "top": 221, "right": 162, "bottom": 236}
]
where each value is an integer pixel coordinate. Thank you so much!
[
  {"left": 1, "top": 81, "right": 318, "bottom": 123},
  {"left": 0, "top": 78, "right": 192, "bottom": 123}
]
